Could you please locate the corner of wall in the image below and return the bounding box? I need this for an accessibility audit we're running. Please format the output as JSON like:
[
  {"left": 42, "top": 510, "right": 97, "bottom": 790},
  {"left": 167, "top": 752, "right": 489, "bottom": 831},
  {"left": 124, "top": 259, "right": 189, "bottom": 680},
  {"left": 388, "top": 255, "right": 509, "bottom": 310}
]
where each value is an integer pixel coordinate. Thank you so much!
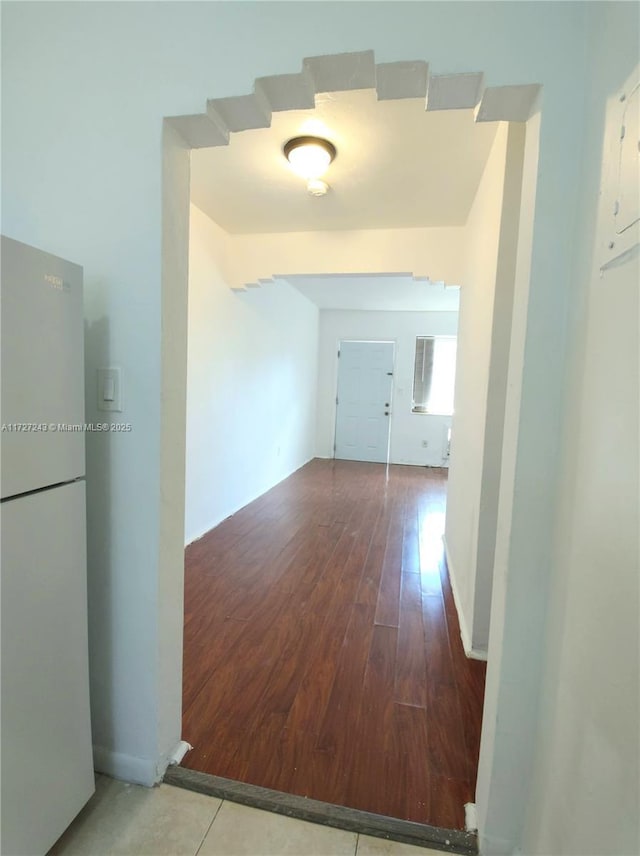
[
  {"left": 159, "top": 119, "right": 191, "bottom": 783},
  {"left": 93, "top": 745, "right": 162, "bottom": 787},
  {"left": 444, "top": 123, "right": 510, "bottom": 665}
]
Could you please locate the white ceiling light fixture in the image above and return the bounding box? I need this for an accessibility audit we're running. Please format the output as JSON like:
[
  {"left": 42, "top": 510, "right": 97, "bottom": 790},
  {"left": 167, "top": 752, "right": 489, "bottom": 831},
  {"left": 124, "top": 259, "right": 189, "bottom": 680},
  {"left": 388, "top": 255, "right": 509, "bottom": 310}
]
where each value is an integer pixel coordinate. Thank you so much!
[{"left": 284, "top": 136, "right": 337, "bottom": 197}]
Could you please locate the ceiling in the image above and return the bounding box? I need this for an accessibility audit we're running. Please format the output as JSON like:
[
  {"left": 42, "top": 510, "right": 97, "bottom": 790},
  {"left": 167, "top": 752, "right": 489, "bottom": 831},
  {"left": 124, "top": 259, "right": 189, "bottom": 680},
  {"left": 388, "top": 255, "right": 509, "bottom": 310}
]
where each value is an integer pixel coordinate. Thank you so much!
[
  {"left": 191, "top": 88, "right": 498, "bottom": 234},
  {"left": 279, "top": 274, "right": 460, "bottom": 312}
]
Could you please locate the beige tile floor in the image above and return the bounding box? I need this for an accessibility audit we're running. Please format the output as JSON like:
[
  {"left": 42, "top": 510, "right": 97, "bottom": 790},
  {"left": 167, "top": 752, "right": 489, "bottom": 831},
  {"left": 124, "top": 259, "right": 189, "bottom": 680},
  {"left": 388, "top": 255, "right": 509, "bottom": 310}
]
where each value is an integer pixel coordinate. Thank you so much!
[{"left": 48, "top": 775, "right": 447, "bottom": 856}]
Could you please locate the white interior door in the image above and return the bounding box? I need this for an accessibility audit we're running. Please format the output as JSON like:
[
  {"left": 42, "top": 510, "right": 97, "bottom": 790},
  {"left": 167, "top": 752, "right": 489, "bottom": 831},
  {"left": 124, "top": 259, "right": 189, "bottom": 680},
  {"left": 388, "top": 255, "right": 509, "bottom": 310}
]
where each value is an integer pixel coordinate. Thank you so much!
[{"left": 334, "top": 341, "right": 394, "bottom": 463}]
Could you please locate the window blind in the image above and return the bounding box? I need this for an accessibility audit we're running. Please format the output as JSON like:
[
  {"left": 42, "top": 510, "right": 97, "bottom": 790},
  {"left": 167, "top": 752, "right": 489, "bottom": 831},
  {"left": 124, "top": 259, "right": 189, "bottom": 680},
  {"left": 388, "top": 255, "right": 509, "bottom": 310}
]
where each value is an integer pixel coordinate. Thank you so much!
[{"left": 412, "top": 336, "right": 435, "bottom": 413}]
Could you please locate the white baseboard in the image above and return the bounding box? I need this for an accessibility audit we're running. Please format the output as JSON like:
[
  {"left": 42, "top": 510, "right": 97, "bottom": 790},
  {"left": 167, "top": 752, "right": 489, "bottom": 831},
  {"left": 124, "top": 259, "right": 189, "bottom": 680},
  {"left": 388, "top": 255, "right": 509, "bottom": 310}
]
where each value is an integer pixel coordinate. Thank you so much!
[
  {"left": 93, "top": 745, "right": 163, "bottom": 787},
  {"left": 466, "top": 646, "right": 488, "bottom": 662},
  {"left": 442, "top": 536, "right": 488, "bottom": 662},
  {"left": 167, "top": 740, "right": 192, "bottom": 766},
  {"left": 464, "top": 802, "right": 478, "bottom": 832}
]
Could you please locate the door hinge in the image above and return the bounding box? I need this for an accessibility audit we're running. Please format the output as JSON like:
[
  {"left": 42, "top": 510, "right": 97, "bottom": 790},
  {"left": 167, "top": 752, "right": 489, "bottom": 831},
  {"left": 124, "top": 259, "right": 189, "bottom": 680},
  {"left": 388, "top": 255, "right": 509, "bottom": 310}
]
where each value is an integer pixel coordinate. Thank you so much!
[
  {"left": 337, "top": 349, "right": 341, "bottom": 358},
  {"left": 336, "top": 396, "right": 339, "bottom": 405}
]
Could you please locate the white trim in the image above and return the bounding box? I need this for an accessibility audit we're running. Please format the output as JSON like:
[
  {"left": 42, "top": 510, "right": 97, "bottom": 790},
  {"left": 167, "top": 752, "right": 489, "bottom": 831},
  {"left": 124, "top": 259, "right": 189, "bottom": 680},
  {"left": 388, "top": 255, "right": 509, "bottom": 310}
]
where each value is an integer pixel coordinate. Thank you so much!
[
  {"left": 442, "top": 536, "right": 488, "bottom": 662},
  {"left": 467, "top": 646, "right": 489, "bottom": 662},
  {"left": 464, "top": 802, "right": 478, "bottom": 832},
  {"left": 167, "top": 740, "right": 192, "bottom": 767},
  {"left": 92, "top": 745, "right": 163, "bottom": 787}
]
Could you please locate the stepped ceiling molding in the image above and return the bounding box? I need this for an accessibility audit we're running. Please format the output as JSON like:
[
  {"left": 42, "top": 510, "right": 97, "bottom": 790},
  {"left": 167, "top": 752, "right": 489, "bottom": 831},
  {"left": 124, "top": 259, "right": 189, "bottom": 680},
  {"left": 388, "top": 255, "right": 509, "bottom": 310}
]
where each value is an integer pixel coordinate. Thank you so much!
[
  {"left": 277, "top": 274, "right": 461, "bottom": 313},
  {"left": 168, "top": 50, "right": 540, "bottom": 289}
]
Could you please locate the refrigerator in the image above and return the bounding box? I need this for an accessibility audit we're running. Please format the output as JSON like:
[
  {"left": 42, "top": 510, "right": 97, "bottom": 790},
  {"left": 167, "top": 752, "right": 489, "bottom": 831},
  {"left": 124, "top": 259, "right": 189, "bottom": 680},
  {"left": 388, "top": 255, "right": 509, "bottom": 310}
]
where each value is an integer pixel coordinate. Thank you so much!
[{"left": 1, "top": 236, "right": 95, "bottom": 855}]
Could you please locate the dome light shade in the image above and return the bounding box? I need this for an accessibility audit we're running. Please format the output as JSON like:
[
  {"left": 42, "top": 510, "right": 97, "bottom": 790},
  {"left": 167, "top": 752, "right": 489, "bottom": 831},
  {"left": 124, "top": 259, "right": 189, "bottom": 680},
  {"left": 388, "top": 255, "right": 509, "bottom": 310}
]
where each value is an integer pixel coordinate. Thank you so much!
[{"left": 284, "top": 136, "right": 337, "bottom": 180}]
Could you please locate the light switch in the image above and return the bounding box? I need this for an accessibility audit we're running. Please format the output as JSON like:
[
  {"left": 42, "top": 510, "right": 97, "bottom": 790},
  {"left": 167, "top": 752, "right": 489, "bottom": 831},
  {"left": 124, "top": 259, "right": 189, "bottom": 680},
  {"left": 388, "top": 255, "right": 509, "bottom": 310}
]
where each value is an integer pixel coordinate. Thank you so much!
[{"left": 97, "top": 368, "right": 122, "bottom": 412}]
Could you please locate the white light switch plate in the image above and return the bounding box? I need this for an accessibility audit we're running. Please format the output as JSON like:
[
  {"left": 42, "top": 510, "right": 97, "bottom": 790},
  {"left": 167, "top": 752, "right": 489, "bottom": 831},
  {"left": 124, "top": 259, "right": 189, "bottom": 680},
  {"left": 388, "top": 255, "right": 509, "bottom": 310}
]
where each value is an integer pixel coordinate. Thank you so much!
[{"left": 97, "top": 367, "right": 122, "bottom": 412}]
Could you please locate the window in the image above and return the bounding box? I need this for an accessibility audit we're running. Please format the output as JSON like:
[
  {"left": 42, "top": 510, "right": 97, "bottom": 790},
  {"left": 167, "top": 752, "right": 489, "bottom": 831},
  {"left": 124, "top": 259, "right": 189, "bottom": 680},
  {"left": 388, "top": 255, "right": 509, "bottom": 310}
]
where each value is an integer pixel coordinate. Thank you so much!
[{"left": 412, "top": 336, "right": 457, "bottom": 415}]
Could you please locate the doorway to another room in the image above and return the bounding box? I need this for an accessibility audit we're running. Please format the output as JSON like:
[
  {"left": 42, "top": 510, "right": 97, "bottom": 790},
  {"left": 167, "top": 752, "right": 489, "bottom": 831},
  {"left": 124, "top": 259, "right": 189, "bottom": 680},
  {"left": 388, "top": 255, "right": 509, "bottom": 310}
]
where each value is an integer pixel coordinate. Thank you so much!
[{"left": 175, "top": 65, "right": 527, "bottom": 835}]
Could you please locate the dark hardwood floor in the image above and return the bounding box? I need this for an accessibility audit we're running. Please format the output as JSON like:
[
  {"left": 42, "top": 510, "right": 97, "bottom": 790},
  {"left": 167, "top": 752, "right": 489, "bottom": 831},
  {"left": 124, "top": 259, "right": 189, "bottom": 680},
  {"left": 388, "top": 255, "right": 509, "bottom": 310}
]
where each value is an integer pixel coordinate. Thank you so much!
[{"left": 181, "top": 459, "right": 486, "bottom": 829}]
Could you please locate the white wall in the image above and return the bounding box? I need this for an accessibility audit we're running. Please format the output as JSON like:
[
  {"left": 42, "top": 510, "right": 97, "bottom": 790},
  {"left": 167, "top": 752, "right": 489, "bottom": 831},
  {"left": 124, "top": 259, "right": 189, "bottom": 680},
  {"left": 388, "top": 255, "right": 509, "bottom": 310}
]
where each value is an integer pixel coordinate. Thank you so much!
[
  {"left": 316, "top": 310, "right": 458, "bottom": 467},
  {"left": 158, "top": 121, "right": 191, "bottom": 774},
  {"left": 226, "top": 225, "right": 466, "bottom": 289},
  {"left": 476, "top": 107, "right": 544, "bottom": 856},
  {"left": 521, "top": 5, "right": 639, "bottom": 853},
  {"left": 472, "top": 124, "right": 525, "bottom": 653},
  {"left": 2, "top": 3, "right": 601, "bottom": 852},
  {"left": 445, "top": 122, "right": 525, "bottom": 657},
  {"left": 185, "top": 205, "right": 318, "bottom": 545},
  {"left": 444, "top": 123, "right": 510, "bottom": 654}
]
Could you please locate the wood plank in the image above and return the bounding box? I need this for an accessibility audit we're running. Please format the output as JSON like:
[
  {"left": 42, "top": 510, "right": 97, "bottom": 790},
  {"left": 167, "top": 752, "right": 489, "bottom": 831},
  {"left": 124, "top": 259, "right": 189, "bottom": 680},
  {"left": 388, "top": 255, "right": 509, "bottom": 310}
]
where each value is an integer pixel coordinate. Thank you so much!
[
  {"left": 357, "top": 624, "right": 397, "bottom": 745},
  {"left": 315, "top": 603, "right": 375, "bottom": 755},
  {"left": 422, "top": 594, "right": 456, "bottom": 686},
  {"left": 374, "top": 480, "right": 406, "bottom": 627},
  {"left": 426, "top": 682, "right": 471, "bottom": 782},
  {"left": 394, "top": 575, "right": 428, "bottom": 707},
  {"left": 430, "top": 775, "right": 474, "bottom": 830}
]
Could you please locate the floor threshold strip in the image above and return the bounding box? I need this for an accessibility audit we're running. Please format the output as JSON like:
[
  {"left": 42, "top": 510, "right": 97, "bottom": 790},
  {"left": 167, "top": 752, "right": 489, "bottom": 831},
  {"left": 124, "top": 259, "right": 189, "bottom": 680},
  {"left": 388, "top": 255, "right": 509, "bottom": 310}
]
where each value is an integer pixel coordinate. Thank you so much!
[{"left": 163, "top": 766, "right": 478, "bottom": 855}]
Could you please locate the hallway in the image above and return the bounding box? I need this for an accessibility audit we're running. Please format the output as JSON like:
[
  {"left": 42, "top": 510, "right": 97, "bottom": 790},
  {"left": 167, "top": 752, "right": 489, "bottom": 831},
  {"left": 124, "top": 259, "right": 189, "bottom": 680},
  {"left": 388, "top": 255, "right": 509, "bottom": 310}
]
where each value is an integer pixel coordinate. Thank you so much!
[{"left": 181, "top": 460, "right": 486, "bottom": 830}]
